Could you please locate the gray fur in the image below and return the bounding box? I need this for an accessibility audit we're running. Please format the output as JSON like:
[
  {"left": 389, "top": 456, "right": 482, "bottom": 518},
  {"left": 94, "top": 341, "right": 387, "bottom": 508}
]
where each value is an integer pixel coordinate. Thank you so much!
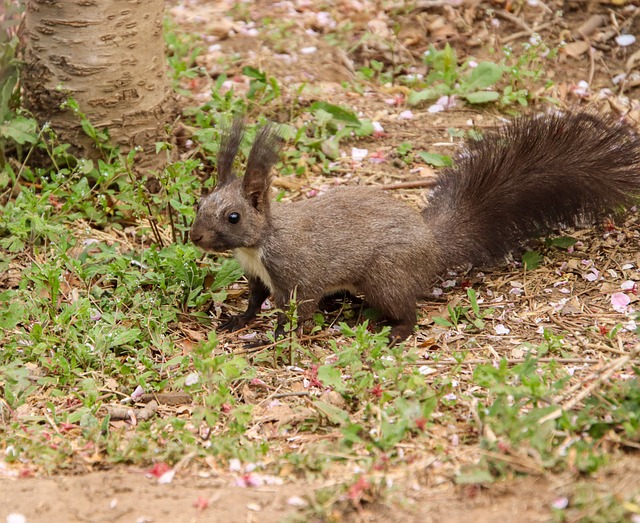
[{"left": 190, "top": 113, "right": 640, "bottom": 341}]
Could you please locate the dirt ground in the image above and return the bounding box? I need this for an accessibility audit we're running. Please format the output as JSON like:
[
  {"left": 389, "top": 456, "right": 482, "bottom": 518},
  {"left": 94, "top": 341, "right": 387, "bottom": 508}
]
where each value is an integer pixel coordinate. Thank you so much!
[
  {"left": 2, "top": 455, "right": 640, "bottom": 522},
  {"left": 3, "top": 0, "right": 640, "bottom": 521}
]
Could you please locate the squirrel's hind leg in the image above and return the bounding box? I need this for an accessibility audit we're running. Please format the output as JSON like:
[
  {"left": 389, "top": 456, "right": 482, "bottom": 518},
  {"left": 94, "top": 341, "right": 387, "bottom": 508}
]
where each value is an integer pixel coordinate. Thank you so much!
[
  {"left": 388, "top": 319, "right": 417, "bottom": 343},
  {"left": 365, "top": 287, "right": 418, "bottom": 342}
]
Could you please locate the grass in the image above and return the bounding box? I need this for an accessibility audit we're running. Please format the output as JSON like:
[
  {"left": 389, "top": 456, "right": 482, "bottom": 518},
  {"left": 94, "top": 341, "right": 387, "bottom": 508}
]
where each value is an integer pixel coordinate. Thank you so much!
[{"left": 1, "top": 5, "right": 640, "bottom": 521}]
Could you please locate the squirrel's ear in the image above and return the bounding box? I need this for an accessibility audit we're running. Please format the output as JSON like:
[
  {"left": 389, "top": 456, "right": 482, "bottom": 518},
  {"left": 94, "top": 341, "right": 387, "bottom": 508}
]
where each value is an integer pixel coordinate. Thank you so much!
[
  {"left": 216, "top": 116, "right": 245, "bottom": 186},
  {"left": 243, "top": 123, "right": 282, "bottom": 210}
]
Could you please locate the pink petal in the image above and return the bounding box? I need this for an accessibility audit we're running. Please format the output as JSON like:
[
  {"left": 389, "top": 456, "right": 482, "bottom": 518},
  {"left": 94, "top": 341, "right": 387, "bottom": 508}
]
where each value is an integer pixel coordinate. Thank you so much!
[
  {"left": 131, "top": 385, "right": 144, "bottom": 400},
  {"left": 611, "top": 292, "right": 631, "bottom": 313},
  {"left": 551, "top": 497, "right": 569, "bottom": 510},
  {"left": 621, "top": 280, "right": 636, "bottom": 291},
  {"left": 351, "top": 147, "right": 368, "bottom": 161}
]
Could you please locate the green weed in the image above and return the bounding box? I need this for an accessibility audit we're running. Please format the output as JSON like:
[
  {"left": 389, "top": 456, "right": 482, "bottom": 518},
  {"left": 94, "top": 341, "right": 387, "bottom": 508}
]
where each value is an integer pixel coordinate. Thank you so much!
[
  {"left": 408, "top": 44, "right": 503, "bottom": 106},
  {"left": 408, "top": 39, "right": 558, "bottom": 108},
  {"left": 433, "top": 288, "right": 493, "bottom": 331},
  {"left": 164, "top": 17, "right": 206, "bottom": 94},
  {"left": 0, "top": 11, "right": 635, "bottom": 516}
]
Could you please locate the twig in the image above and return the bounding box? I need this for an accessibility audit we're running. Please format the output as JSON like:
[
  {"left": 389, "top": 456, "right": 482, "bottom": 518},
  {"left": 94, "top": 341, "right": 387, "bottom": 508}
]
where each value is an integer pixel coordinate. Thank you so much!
[
  {"left": 585, "top": 342, "right": 630, "bottom": 356},
  {"left": 538, "top": 346, "right": 639, "bottom": 424},
  {"left": 42, "top": 409, "right": 63, "bottom": 436},
  {"left": 272, "top": 391, "right": 312, "bottom": 399},
  {"left": 139, "top": 392, "right": 192, "bottom": 405},
  {"left": 587, "top": 45, "right": 596, "bottom": 88},
  {"left": 413, "top": 357, "right": 609, "bottom": 366},
  {"left": 495, "top": 10, "right": 534, "bottom": 35},
  {"left": 233, "top": 331, "right": 334, "bottom": 354},
  {"left": 501, "top": 21, "right": 554, "bottom": 44},
  {"left": 167, "top": 201, "right": 178, "bottom": 244},
  {"left": 599, "top": 235, "right": 625, "bottom": 274},
  {"left": 105, "top": 400, "right": 158, "bottom": 425},
  {"left": 124, "top": 164, "right": 164, "bottom": 247},
  {"left": 414, "top": 0, "right": 463, "bottom": 8},
  {"left": 573, "top": 14, "right": 607, "bottom": 40},
  {"left": 478, "top": 449, "right": 544, "bottom": 475},
  {"left": 535, "top": 0, "right": 553, "bottom": 14}
]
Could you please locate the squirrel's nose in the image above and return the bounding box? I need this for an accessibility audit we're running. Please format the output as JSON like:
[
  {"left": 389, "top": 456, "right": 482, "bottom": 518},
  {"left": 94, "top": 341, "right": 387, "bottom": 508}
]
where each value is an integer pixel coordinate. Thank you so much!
[{"left": 190, "top": 229, "right": 203, "bottom": 243}]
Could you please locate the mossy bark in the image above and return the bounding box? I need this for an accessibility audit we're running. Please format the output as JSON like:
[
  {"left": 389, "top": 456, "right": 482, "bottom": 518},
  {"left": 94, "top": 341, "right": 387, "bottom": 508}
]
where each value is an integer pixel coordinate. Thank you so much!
[{"left": 22, "top": 0, "right": 176, "bottom": 173}]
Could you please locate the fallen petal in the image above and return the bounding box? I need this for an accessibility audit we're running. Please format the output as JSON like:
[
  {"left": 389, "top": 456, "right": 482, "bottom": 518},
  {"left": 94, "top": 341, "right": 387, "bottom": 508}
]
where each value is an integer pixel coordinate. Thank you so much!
[
  {"left": 616, "top": 34, "right": 636, "bottom": 47},
  {"left": 611, "top": 292, "right": 631, "bottom": 312},
  {"left": 158, "top": 469, "right": 175, "bottom": 484},
  {"left": 287, "top": 496, "right": 307, "bottom": 507},
  {"left": 351, "top": 147, "right": 369, "bottom": 161},
  {"left": 147, "top": 462, "right": 171, "bottom": 478},
  {"left": 551, "top": 497, "right": 569, "bottom": 510},
  {"left": 621, "top": 280, "right": 636, "bottom": 291},
  {"left": 494, "top": 324, "right": 511, "bottom": 335}
]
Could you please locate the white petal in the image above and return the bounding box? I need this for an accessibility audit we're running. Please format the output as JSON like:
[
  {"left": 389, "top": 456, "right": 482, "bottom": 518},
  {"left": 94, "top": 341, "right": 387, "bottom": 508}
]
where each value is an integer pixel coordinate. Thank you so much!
[{"left": 616, "top": 34, "right": 636, "bottom": 47}]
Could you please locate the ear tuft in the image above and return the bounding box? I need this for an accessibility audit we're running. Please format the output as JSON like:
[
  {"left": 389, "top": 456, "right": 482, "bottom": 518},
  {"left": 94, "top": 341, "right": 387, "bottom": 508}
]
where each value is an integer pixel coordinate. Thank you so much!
[
  {"left": 217, "top": 116, "right": 245, "bottom": 186},
  {"left": 243, "top": 123, "right": 282, "bottom": 210}
]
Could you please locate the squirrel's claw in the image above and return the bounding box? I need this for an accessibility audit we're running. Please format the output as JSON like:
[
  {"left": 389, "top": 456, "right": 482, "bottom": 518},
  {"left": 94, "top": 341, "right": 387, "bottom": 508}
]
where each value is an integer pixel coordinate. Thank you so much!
[{"left": 218, "top": 314, "right": 251, "bottom": 332}]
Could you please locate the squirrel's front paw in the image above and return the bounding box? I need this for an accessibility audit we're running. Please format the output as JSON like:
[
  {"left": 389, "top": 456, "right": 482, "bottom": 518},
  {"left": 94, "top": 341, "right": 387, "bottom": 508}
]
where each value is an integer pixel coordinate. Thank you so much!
[{"left": 218, "top": 314, "right": 250, "bottom": 332}]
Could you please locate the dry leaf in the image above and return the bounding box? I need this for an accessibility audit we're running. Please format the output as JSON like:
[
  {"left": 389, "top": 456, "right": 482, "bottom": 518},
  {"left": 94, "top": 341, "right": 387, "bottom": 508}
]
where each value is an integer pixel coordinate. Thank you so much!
[{"left": 564, "top": 40, "right": 590, "bottom": 58}]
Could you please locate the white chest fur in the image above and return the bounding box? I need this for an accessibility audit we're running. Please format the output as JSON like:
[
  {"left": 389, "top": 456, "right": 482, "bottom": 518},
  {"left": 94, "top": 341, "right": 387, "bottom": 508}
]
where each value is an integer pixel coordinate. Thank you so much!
[{"left": 234, "top": 247, "right": 274, "bottom": 292}]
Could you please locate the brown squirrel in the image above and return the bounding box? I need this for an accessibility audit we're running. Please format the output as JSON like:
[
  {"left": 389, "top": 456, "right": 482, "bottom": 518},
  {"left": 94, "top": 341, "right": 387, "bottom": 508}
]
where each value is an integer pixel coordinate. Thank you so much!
[{"left": 190, "top": 112, "right": 640, "bottom": 341}]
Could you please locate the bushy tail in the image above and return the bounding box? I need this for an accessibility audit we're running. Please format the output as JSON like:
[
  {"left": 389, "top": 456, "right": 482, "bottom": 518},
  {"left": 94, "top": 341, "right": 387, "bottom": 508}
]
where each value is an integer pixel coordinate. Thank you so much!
[{"left": 422, "top": 111, "right": 640, "bottom": 269}]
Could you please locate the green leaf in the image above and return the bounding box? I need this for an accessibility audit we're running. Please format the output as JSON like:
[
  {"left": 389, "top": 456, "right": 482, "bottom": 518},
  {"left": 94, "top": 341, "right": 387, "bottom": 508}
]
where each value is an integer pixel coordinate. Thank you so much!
[
  {"left": 313, "top": 108, "right": 334, "bottom": 128},
  {"left": 455, "top": 467, "right": 495, "bottom": 484},
  {"left": 432, "top": 316, "right": 454, "bottom": 328},
  {"left": 0, "top": 65, "right": 18, "bottom": 122},
  {"left": 467, "top": 288, "right": 480, "bottom": 316},
  {"left": 211, "top": 259, "right": 244, "bottom": 290},
  {"left": 309, "top": 101, "right": 361, "bottom": 126},
  {"left": 464, "top": 91, "right": 500, "bottom": 104},
  {"left": 546, "top": 236, "right": 577, "bottom": 249},
  {"left": 313, "top": 400, "right": 350, "bottom": 426},
  {"left": 78, "top": 158, "right": 94, "bottom": 175},
  {"left": 354, "top": 118, "right": 374, "bottom": 136},
  {"left": 318, "top": 366, "right": 342, "bottom": 388},
  {"left": 109, "top": 328, "right": 142, "bottom": 347},
  {"left": 471, "top": 318, "right": 485, "bottom": 330},
  {"left": 220, "top": 356, "right": 248, "bottom": 379},
  {"left": 466, "top": 62, "right": 503, "bottom": 90},
  {"left": 0, "top": 236, "right": 25, "bottom": 252},
  {"left": 398, "top": 142, "right": 413, "bottom": 156},
  {"left": 417, "top": 151, "right": 452, "bottom": 167},
  {"left": 0, "top": 116, "right": 38, "bottom": 144},
  {"left": 277, "top": 123, "right": 298, "bottom": 141},
  {"left": 80, "top": 118, "right": 97, "bottom": 140},
  {"left": 241, "top": 66, "right": 267, "bottom": 81},
  {"left": 379, "top": 416, "right": 409, "bottom": 449},
  {"left": 341, "top": 422, "right": 365, "bottom": 447},
  {"left": 0, "top": 297, "right": 24, "bottom": 330},
  {"left": 320, "top": 136, "right": 340, "bottom": 159},
  {"left": 522, "top": 250, "right": 543, "bottom": 270},
  {"left": 408, "top": 88, "right": 440, "bottom": 106}
]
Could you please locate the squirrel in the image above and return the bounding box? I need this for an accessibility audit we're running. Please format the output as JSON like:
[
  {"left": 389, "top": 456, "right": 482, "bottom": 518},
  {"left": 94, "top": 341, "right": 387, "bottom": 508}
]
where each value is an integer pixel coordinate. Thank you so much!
[{"left": 190, "top": 112, "right": 640, "bottom": 342}]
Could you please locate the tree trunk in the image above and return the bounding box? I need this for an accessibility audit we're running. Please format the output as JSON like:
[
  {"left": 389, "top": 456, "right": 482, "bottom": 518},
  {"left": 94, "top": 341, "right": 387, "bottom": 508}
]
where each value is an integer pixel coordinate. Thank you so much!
[{"left": 22, "top": 0, "right": 176, "bottom": 173}]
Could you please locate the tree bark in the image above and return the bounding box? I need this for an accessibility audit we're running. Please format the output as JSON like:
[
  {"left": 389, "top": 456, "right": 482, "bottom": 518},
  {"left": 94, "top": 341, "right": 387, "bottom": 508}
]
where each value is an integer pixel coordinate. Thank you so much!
[{"left": 22, "top": 0, "right": 176, "bottom": 173}]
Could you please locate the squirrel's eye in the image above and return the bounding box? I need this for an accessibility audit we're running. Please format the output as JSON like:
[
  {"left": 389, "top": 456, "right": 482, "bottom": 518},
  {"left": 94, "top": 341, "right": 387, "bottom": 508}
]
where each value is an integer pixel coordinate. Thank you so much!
[{"left": 228, "top": 212, "right": 240, "bottom": 224}]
